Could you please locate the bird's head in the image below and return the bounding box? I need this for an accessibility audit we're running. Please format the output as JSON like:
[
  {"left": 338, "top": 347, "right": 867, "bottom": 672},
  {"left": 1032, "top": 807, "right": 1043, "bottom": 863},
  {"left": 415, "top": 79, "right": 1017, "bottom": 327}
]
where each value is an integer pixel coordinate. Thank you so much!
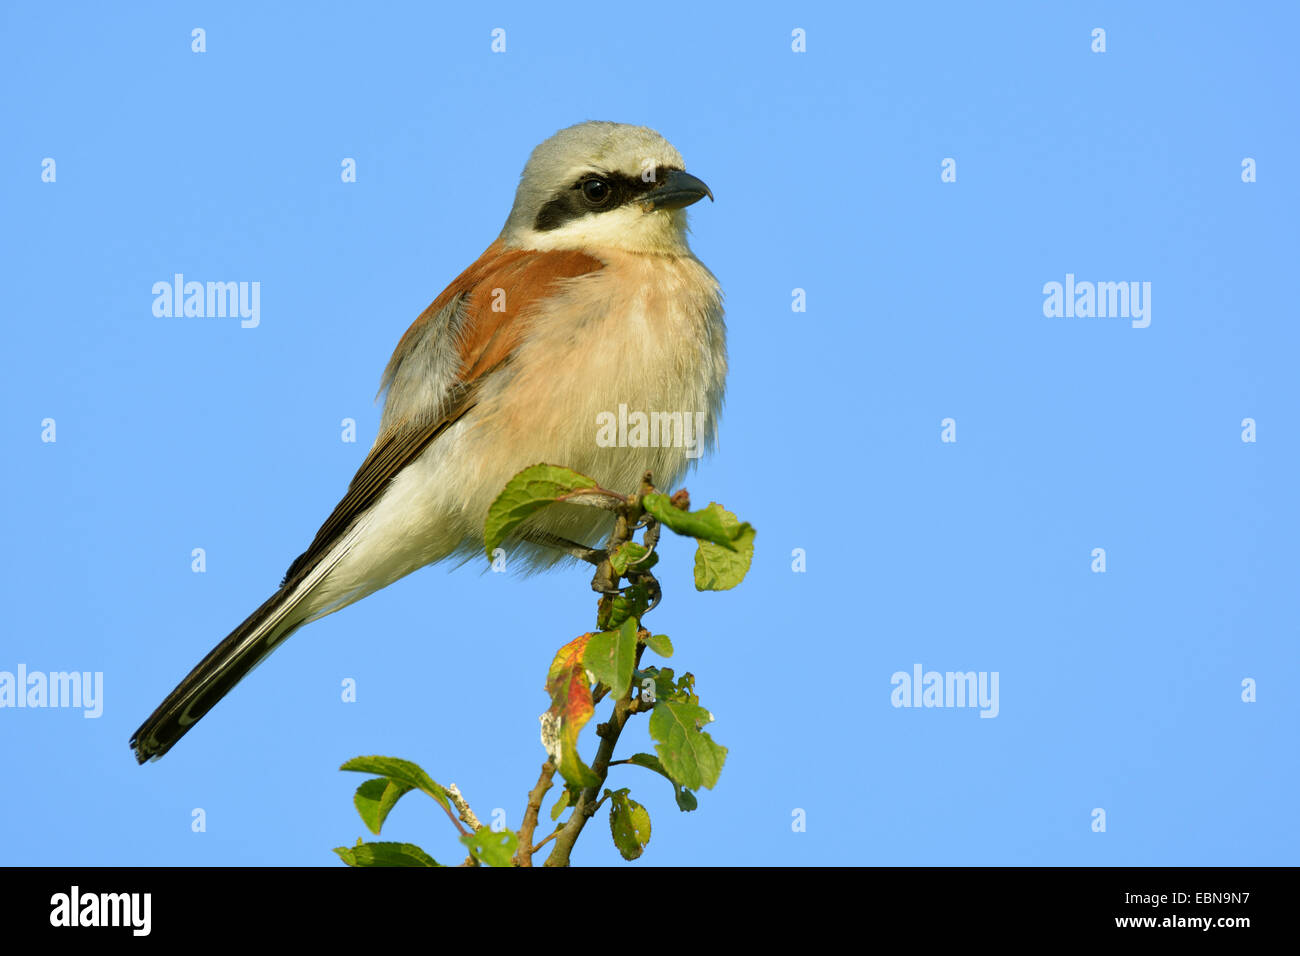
[{"left": 500, "top": 121, "right": 712, "bottom": 255}]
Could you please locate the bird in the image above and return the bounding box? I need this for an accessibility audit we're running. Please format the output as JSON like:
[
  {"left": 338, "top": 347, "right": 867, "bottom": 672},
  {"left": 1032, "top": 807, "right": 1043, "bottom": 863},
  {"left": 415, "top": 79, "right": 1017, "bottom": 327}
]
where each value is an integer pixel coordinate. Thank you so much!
[{"left": 130, "top": 121, "right": 726, "bottom": 763}]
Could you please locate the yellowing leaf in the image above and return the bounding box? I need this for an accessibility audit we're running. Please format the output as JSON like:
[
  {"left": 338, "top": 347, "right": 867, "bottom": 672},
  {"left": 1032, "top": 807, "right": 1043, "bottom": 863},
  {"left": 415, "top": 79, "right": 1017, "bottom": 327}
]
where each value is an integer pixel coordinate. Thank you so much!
[{"left": 541, "top": 634, "right": 599, "bottom": 788}]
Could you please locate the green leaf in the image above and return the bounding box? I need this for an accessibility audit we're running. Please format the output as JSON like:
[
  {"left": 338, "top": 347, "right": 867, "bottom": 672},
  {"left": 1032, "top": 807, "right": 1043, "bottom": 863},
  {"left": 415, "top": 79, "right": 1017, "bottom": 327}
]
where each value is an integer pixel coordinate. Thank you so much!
[
  {"left": 333, "top": 841, "right": 440, "bottom": 867},
  {"left": 483, "top": 464, "right": 608, "bottom": 558},
  {"left": 625, "top": 752, "right": 669, "bottom": 776},
  {"left": 607, "top": 789, "right": 651, "bottom": 861},
  {"left": 694, "top": 518, "right": 756, "bottom": 591},
  {"left": 642, "top": 495, "right": 752, "bottom": 551},
  {"left": 609, "top": 541, "right": 657, "bottom": 575},
  {"left": 340, "top": 756, "right": 453, "bottom": 816},
  {"left": 645, "top": 666, "right": 673, "bottom": 703},
  {"left": 624, "top": 752, "right": 698, "bottom": 812},
  {"left": 641, "top": 633, "right": 673, "bottom": 658},
  {"left": 542, "top": 634, "right": 600, "bottom": 788},
  {"left": 597, "top": 582, "right": 652, "bottom": 631},
  {"left": 584, "top": 617, "right": 638, "bottom": 699},
  {"left": 649, "top": 700, "right": 727, "bottom": 791},
  {"left": 550, "top": 786, "right": 575, "bottom": 822},
  {"left": 642, "top": 666, "right": 696, "bottom": 705},
  {"left": 460, "top": 828, "right": 519, "bottom": 867},
  {"left": 675, "top": 671, "right": 698, "bottom": 703},
  {"left": 352, "top": 777, "right": 415, "bottom": 835}
]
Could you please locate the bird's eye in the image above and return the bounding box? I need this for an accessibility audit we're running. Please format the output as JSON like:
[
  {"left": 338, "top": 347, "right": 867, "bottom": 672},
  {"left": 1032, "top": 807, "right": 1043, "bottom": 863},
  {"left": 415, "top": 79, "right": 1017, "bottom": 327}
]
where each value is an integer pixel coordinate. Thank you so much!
[{"left": 581, "top": 178, "right": 611, "bottom": 205}]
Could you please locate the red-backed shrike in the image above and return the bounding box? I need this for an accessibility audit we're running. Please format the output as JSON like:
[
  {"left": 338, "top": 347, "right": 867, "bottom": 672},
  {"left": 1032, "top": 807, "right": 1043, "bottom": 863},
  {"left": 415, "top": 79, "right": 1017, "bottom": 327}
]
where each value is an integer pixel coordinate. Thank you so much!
[{"left": 131, "top": 121, "right": 726, "bottom": 762}]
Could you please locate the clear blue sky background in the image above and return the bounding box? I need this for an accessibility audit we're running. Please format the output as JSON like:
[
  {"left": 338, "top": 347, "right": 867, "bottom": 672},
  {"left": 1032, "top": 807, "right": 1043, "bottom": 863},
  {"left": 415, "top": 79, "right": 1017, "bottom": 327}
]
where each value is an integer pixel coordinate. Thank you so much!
[{"left": 2, "top": 2, "right": 1295, "bottom": 866}]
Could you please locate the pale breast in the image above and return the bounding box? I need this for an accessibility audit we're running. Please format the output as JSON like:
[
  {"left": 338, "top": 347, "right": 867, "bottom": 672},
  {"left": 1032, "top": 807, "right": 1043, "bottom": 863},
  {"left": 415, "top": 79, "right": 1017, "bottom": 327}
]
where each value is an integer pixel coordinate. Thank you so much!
[{"left": 455, "top": 249, "right": 727, "bottom": 561}]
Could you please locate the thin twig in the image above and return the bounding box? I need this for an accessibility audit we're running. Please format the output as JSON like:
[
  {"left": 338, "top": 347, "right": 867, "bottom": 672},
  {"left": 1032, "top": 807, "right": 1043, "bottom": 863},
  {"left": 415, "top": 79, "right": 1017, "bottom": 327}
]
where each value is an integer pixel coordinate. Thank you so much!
[
  {"left": 530, "top": 827, "right": 562, "bottom": 855},
  {"left": 446, "top": 783, "right": 483, "bottom": 832},
  {"left": 556, "top": 485, "right": 628, "bottom": 507}
]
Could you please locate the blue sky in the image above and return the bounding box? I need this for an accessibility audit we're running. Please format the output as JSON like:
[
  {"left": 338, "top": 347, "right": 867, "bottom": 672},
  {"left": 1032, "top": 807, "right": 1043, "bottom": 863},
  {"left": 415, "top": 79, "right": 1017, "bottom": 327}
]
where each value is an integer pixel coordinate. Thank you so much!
[{"left": 1, "top": 1, "right": 1296, "bottom": 866}]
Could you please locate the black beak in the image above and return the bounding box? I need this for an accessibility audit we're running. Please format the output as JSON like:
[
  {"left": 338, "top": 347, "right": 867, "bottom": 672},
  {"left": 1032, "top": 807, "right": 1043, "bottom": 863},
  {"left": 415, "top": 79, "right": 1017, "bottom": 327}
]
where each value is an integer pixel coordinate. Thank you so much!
[{"left": 640, "top": 169, "right": 714, "bottom": 211}]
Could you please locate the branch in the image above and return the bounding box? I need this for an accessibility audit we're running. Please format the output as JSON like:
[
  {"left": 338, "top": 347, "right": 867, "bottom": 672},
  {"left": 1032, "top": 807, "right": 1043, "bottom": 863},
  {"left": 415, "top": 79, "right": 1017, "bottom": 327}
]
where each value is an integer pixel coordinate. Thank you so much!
[
  {"left": 513, "top": 759, "right": 556, "bottom": 867},
  {"left": 588, "top": 473, "right": 654, "bottom": 595},
  {"left": 537, "top": 473, "right": 665, "bottom": 866}
]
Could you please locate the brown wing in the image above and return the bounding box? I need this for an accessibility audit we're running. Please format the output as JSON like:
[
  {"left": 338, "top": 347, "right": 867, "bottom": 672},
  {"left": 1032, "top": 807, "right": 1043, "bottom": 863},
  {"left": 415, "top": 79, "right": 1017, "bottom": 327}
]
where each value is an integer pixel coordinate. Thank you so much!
[
  {"left": 381, "top": 239, "right": 605, "bottom": 391},
  {"left": 281, "top": 241, "right": 604, "bottom": 588}
]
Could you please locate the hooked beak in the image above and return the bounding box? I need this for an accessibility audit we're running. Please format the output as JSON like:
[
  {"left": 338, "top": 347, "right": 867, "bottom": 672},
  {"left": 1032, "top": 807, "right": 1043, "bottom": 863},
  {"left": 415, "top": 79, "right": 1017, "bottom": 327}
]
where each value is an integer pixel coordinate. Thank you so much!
[{"left": 639, "top": 169, "right": 714, "bottom": 211}]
